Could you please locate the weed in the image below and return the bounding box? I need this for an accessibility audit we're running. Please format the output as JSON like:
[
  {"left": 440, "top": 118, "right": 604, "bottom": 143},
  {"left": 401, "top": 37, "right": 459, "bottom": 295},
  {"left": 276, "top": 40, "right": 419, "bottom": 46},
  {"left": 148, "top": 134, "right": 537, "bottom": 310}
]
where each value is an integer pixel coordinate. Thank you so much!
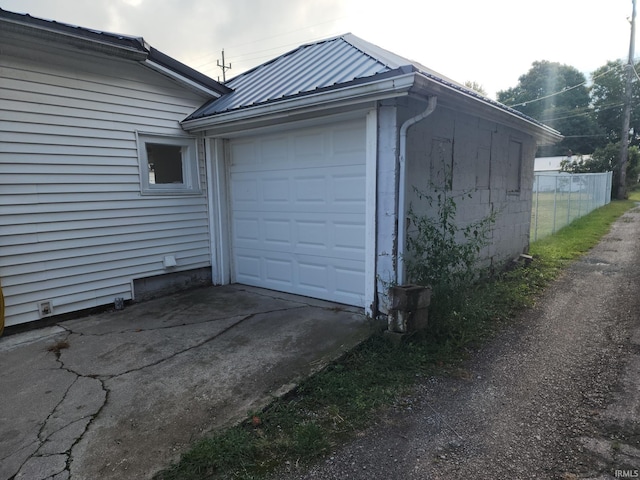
[
  {"left": 47, "top": 339, "right": 69, "bottom": 358},
  {"left": 155, "top": 195, "right": 639, "bottom": 480}
]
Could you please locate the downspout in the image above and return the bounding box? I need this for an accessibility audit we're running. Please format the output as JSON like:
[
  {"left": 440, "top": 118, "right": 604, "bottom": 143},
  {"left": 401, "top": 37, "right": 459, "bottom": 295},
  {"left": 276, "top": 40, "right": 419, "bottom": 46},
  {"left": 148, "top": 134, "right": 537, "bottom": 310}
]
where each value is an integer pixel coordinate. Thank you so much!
[{"left": 397, "top": 96, "right": 437, "bottom": 285}]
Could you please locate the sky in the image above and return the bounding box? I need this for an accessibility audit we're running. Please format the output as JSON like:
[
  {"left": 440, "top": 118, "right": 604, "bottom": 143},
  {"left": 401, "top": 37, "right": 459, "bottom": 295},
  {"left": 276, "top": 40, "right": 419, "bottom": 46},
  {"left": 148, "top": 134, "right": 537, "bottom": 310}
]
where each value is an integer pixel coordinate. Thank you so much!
[{"left": 0, "top": 0, "right": 636, "bottom": 99}]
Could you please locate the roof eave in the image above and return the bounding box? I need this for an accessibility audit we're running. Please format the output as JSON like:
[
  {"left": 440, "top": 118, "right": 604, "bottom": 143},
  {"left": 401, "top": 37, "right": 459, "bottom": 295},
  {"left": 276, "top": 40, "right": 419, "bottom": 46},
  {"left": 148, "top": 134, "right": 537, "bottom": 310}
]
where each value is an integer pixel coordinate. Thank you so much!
[
  {"left": 143, "top": 58, "right": 229, "bottom": 98},
  {"left": 182, "top": 73, "right": 417, "bottom": 133},
  {"left": 1, "top": 9, "right": 227, "bottom": 99},
  {"left": 0, "top": 12, "right": 147, "bottom": 61},
  {"left": 411, "top": 73, "right": 563, "bottom": 146},
  {"left": 146, "top": 48, "right": 232, "bottom": 97}
]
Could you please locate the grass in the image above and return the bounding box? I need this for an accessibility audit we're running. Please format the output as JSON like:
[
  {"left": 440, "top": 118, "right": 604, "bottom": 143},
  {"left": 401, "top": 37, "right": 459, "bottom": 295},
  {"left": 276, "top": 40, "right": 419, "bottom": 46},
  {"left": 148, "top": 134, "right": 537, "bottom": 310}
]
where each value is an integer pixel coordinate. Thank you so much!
[
  {"left": 531, "top": 192, "right": 639, "bottom": 269},
  {"left": 531, "top": 190, "right": 611, "bottom": 241},
  {"left": 155, "top": 192, "right": 640, "bottom": 480}
]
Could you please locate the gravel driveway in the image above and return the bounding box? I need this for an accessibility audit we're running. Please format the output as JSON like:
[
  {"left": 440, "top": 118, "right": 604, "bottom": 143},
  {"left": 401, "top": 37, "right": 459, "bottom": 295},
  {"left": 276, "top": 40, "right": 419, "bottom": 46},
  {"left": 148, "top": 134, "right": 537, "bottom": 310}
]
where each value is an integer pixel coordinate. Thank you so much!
[{"left": 277, "top": 207, "right": 640, "bottom": 480}]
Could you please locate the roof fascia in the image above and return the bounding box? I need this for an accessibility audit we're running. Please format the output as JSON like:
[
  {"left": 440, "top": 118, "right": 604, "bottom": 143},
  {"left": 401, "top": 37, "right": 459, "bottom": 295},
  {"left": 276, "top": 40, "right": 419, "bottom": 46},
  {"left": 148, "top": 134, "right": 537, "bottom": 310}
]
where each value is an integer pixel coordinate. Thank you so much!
[
  {"left": 411, "top": 73, "right": 563, "bottom": 145},
  {"left": 0, "top": 15, "right": 147, "bottom": 61},
  {"left": 146, "top": 48, "right": 231, "bottom": 97},
  {"left": 182, "top": 72, "right": 416, "bottom": 133},
  {"left": 1, "top": 10, "right": 227, "bottom": 99},
  {"left": 143, "top": 59, "right": 227, "bottom": 98}
]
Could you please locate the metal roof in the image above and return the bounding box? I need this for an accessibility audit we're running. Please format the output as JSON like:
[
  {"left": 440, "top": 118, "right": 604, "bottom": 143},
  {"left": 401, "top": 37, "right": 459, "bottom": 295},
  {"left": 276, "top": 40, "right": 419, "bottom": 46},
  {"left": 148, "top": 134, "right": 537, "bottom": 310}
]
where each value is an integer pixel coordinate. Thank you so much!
[
  {"left": 185, "top": 33, "right": 561, "bottom": 144},
  {"left": 0, "top": 8, "right": 230, "bottom": 97},
  {"left": 187, "top": 33, "right": 416, "bottom": 119}
]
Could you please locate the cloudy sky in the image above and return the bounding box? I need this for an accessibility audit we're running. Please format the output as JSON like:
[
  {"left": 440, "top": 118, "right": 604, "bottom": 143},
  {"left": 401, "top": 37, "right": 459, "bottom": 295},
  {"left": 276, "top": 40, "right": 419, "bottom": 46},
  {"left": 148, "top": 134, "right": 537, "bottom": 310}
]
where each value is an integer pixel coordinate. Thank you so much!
[{"left": 0, "top": 0, "right": 636, "bottom": 98}]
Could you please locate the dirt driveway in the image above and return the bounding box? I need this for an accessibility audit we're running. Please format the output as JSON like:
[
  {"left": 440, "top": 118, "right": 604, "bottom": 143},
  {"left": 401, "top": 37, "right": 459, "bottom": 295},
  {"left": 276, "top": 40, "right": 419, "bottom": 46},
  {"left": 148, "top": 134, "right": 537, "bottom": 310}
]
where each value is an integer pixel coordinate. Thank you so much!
[{"left": 279, "top": 207, "right": 640, "bottom": 479}]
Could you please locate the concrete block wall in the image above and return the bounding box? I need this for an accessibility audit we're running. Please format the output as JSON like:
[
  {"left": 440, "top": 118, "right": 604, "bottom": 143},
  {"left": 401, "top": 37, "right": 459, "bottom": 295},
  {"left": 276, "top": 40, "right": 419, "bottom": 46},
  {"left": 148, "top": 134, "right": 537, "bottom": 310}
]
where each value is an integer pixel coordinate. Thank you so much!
[{"left": 402, "top": 103, "right": 537, "bottom": 275}]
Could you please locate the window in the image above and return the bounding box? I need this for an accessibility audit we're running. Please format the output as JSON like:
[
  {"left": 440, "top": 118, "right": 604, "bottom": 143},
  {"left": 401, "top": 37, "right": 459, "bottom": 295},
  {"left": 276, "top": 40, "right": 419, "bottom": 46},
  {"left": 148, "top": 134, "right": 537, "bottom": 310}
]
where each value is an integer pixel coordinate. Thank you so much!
[
  {"left": 507, "top": 139, "right": 522, "bottom": 193},
  {"left": 429, "top": 138, "right": 453, "bottom": 189},
  {"left": 137, "top": 133, "right": 200, "bottom": 195}
]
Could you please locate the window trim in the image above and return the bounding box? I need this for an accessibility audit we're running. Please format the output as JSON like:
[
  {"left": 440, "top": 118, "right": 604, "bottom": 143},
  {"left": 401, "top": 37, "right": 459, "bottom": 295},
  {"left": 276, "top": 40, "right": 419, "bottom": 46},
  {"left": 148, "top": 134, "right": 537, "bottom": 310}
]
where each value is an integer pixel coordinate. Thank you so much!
[
  {"left": 136, "top": 132, "right": 201, "bottom": 196},
  {"left": 506, "top": 137, "right": 523, "bottom": 195}
]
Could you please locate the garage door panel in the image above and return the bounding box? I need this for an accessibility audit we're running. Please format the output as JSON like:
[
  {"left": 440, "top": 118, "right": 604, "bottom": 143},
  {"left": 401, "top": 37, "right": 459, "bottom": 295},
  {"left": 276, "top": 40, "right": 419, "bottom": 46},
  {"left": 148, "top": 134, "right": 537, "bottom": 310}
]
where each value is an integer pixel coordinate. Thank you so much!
[
  {"left": 235, "top": 254, "right": 262, "bottom": 282},
  {"left": 229, "top": 120, "right": 366, "bottom": 307},
  {"left": 232, "top": 177, "right": 260, "bottom": 204},
  {"left": 263, "top": 219, "right": 292, "bottom": 246},
  {"left": 298, "top": 261, "right": 329, "bottom": 290},
  {"left": 231, "top": 168, "right": 365, "bottom": 213},
  {"left": 230, "top": 141, "right": 257, "bottom": 166},
  {"left": 234, "top": 217, "right": 260, "bottom": 242},
  {"left": 233, "top": 214, "right": 363, "bottom": 260},
  {"left": 235, "top": 249, "right": 365, "bottom": 306},
  {"left": 332, "top": 173, "right": 366, "bottom": 204},
  {"left": 295, "top": 219, "right": 327, "bottom": 246},
  {"left": 264, "top": 257, "right": 294, "bottom": 285},
  {"left": 294, "top": 132, "right": 326, "bottom": 162},
  {"left": 262, "top": 177, "right": 290, "bottom": 203},
  {"left": 334, "top": 264, "right": 366, "bottom": 296},
  {"left": 333, "top": 222, "right": 366, "bottom": 252},
  {"left": 294, "top": 176, "right": 327, "bottom": 204}
]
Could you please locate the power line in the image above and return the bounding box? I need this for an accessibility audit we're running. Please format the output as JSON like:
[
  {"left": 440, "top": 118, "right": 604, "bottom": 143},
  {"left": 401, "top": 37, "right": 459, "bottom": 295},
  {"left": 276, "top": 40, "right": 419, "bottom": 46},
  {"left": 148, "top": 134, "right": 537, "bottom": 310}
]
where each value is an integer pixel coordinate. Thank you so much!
[
  {"left": 562, "top": 134, "right": 611, "bottom": 138},
  {"left": 190, "top": 18, "right": 347, "bottom": 69},
  {"left": 505, "top": 63, "right": 625, "bottom": 108},
  {"left": 540, "top": 102, "right": 625, "bottom": 123}
]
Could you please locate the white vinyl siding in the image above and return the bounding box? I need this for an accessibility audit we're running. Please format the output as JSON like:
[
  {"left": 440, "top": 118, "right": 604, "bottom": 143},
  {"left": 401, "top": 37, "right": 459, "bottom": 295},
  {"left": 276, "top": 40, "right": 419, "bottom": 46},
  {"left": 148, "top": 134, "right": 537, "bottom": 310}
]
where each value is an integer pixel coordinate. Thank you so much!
[{"left": 0, "top": 43, "right": 212, "bottom": 326}]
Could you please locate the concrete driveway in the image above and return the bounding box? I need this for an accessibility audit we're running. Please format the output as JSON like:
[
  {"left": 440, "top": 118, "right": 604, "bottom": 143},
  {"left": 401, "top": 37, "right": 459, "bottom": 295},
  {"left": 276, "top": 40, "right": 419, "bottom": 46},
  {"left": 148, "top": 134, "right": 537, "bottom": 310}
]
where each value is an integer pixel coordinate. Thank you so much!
[{"left": 0, "top": 285, "right": 374, "bottom": 480}]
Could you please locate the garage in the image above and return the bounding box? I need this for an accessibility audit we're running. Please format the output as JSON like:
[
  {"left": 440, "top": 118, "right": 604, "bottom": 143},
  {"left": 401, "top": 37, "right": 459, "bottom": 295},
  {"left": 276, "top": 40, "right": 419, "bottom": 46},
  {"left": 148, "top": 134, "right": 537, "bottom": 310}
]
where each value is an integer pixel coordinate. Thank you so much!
[{"left": 228, "top": 120, "right": 367, "bottom": 306}]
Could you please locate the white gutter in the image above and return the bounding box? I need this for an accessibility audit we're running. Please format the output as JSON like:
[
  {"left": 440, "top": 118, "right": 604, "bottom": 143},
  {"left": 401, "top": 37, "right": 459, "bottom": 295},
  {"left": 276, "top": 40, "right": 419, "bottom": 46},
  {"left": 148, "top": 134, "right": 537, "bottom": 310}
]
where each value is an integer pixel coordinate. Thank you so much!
[
  {"left": 397, "top": 95, "right": 438, "bottom": 285},
  {"left": 182, "top": 73, "right": 417, "bottom": 132},
  {"left": 411, "top": 73, "right": 562, "bottom": 146}
]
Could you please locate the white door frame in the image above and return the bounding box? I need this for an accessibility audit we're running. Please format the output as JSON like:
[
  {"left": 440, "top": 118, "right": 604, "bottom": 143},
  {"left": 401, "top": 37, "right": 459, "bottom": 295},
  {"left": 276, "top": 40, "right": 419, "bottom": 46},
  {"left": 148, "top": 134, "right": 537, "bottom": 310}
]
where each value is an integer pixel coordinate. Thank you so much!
[
  {"left": 206, "top": 110, "right": 379, "bottom": 316},
  {"left": 364, "top": 108, "right": 378, "bottom": 317}
]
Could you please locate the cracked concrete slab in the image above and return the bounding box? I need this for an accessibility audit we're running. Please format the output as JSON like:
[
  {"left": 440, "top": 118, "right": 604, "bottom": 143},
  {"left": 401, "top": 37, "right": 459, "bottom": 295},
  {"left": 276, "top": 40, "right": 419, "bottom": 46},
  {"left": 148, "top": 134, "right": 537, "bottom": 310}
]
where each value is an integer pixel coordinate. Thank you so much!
[{"left": 0, "top": 285, "right": 374, "bottom": 480}]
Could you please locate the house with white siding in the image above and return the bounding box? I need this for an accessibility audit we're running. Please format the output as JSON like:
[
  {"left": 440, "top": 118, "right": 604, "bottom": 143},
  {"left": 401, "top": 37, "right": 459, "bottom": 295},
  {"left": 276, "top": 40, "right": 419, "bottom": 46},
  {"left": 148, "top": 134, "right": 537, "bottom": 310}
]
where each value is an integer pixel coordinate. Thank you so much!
[
  {"left": 1, "top": 9, "right": 562, "bottom": 329},
  {"left": 0, "top": 9, "right": 229, "bottom": 327}
]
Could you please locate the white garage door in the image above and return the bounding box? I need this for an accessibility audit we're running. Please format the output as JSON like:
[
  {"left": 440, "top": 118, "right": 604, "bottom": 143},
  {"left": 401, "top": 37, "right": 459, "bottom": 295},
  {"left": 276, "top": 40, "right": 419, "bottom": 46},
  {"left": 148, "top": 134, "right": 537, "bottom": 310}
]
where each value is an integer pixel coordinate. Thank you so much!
[{"left": 228, "top": 120, "right": 366, "bottom": 306}]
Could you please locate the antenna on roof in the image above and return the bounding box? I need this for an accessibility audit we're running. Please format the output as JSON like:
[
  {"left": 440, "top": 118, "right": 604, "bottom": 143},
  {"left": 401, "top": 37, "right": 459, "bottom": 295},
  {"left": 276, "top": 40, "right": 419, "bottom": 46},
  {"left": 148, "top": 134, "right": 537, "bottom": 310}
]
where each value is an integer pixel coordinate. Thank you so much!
[{"left": 217, "top": 49, "right": 231, "bottom": 83}]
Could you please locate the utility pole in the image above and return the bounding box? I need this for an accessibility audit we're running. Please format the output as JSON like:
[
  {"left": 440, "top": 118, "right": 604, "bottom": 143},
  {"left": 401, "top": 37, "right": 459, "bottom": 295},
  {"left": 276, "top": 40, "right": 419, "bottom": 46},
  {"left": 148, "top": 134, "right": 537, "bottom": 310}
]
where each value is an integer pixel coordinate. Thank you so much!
[
  {"left": 217, "top": 49, "right": 231, "bottom": 83},
  {"left": 619, "top": 0, "right": 636, "bottom": 199}
]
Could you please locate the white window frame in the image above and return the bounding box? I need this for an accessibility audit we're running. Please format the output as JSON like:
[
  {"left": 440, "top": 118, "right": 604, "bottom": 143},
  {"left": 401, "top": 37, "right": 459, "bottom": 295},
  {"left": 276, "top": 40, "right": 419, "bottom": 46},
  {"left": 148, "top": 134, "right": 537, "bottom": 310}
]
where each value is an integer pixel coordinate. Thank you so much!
[{"left": 136, "top": 132, "right": 201, "bottom": 195}]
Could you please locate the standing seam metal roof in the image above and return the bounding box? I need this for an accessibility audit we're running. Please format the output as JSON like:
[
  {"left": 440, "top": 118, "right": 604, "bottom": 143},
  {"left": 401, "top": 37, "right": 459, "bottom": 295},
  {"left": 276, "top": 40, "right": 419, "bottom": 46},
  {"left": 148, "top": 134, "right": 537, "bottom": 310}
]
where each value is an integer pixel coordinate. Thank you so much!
[
  {"left": 187, "top": 34, "right": 395, "bottom": 119},
  {"left": 185, "top": 33, "right": 560, "bottom": 141}
]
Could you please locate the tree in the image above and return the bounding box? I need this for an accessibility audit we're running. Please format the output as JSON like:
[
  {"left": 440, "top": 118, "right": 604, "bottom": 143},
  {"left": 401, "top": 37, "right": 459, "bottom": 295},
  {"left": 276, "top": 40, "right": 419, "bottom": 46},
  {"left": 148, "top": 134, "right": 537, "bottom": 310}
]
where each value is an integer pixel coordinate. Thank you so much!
[
  {"left": 497, "top": 61, "right": 601, "bottom": 156},
  {"left": 464, "top": 80, "right": 487, "bottom": 97},
  {"left": 561, "top": 142, "right": 640, "bottom": 198},
  {"left": 590, "top": 60, "right": 640, "bottom": 145}
]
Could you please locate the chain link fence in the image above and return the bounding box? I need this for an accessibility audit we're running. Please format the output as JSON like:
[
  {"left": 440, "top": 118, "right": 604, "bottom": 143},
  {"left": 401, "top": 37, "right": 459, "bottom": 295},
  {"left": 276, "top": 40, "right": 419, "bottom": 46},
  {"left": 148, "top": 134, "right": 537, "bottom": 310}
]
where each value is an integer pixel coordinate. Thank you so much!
[{"left": 531, "top": 172, "right": 613, "bottom": 241}]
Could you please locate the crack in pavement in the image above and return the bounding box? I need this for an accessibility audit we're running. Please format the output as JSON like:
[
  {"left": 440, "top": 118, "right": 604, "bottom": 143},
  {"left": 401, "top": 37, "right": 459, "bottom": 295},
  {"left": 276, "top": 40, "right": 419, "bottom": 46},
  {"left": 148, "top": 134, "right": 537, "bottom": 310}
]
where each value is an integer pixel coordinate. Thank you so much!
[
  {"left": 9, "top": 337, "right": 108, "bottom": 480},
  {"left": 64, "top": 306, "right": 306, "bottom": 379},
  {"left": 6, "top": 304, "right": 305, "bottom": 480},
  {"left": 2, "top": 286, "right": 370, "bottom": 480}
]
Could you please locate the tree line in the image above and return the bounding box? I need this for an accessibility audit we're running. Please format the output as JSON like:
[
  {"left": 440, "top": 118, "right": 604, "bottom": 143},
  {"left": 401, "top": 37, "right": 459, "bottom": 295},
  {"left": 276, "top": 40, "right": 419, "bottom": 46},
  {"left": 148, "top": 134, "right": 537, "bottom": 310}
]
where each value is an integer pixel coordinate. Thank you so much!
[{"left": 487, "top": 60, "right": 640, "bottom": 195}]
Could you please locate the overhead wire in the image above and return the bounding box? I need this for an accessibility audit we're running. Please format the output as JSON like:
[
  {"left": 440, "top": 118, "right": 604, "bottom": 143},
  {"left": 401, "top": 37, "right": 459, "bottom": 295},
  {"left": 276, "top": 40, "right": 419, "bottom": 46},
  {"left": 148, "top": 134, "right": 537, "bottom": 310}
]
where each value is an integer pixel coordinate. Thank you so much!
[
  {"left": 192, "top": 17, "right": 347, "bottom": 70},
  {"left": 540, "top": 101, "right": 625, "bottom": 123},
  {"left": 505, "top": 63, "right": 626, "bottom": 108}
]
